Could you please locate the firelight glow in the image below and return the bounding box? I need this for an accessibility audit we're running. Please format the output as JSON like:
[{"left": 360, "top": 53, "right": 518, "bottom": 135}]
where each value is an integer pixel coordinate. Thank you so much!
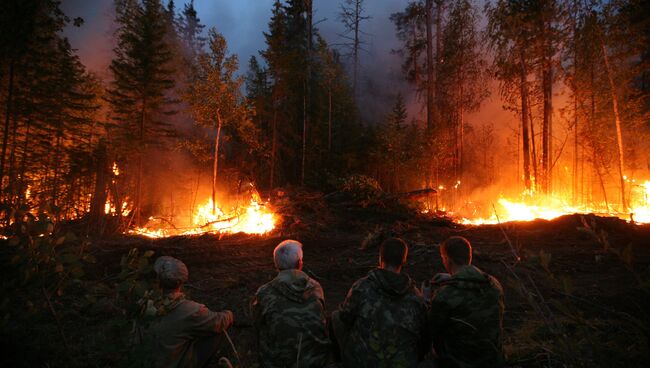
[
  {"left": 459, "top": 180, "right": 650, "bottom": 225},
  {"left": 130, "top": 197, "right": 276, "bottom": 238}
]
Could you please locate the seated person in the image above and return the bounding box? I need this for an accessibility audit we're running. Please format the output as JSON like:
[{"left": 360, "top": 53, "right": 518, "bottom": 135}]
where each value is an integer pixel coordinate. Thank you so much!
[
  {"left": 332, "top": 237, "right": 428, "bottom": 368},
  {"left": 251, "top": 240, "right": 330, "bottom": 368},
  {"left": 148, "top": 256, "right": 234, "bottom": 368},
  {"left": 426, "top": 236, "right": 505, "bottom": 368}
]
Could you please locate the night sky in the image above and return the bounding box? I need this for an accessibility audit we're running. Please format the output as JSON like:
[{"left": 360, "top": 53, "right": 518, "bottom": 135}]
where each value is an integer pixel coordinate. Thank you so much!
[{"left": 60, "top": 0, "right": 510, "bottom": 127}]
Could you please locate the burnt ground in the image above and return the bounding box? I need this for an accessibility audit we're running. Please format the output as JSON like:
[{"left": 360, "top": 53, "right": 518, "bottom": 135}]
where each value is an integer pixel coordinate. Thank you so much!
[
  {"left": 87, "top": 192, "right": 650, "bottom": 368},
  {"left": 3, "top": 191, "right": 650, "bottom": 367}
]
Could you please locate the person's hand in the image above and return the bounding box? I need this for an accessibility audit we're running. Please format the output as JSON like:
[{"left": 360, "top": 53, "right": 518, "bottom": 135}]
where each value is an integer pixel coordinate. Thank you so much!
[
  {"left": 432, "top": 272, "right": 451, "bottom": 284},
  {"left": 420, "top": 280, "right": 432, "bottom": 301}
]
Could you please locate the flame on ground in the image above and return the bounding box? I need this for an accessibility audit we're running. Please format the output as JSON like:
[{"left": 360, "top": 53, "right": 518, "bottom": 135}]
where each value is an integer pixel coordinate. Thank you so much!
[
  {"left": 458, "top": 180, "right": 650, "bottom": 225},
  {"left": 129, "top": 198, "right": 276, "bottom": 238}
]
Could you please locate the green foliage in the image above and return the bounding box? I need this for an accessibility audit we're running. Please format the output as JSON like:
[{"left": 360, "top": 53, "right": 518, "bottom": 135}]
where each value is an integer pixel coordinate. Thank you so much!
[
  {"left": 4, "top": 212, "right": 89, "bottom": 299},
  {"left": 337, "top": 174, "right": 383, "bottom": 201}
]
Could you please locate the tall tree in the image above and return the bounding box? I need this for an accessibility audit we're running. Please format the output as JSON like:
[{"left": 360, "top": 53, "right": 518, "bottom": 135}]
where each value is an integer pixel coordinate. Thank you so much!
[
  {"left": 339, "top": 0, "right": 370, "bottom": 100},
  {"left": 439, "top": 0, "right": 489, "bottom": 184},
  {"left": 391, "top": 2, "right": 426, "bottom": 97},
  {"left": 107, "top": 0, "right": 176, "bottom": 225},
  {"left": 185, "top": 29, "right": 246, "bottom": 215},
  {"left": 487, "top": 0, "right": 537, "bottom": 191}
]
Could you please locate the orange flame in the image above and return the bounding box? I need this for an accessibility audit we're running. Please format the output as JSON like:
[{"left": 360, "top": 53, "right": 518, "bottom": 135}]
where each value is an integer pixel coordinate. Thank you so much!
[{"left": 129, "top": 196, "right": 276, "bottom": 238}]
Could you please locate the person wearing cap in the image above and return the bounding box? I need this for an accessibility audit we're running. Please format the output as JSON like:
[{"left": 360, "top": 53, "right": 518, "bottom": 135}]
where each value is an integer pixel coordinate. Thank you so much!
[
  {"left": 332, "top": 237, "right": 428, "bottom": 368},
  {"left": 251, "top": 240, "right": 330, "bottom": 367},
  {"left": 424, "top": 236, "right": 505, "bottom": 368},
  {"left": 149, "top": 256, "right": 234, "bottom": 368}
]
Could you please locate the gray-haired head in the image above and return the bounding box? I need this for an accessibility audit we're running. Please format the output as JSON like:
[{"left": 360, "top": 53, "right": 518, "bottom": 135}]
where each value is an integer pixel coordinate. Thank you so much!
[
  {"left": 154, "top": 256, "right": 189, "bottom": 290},
  {"left": 273, "top": 240, "right": 304, "bottom": 270}
]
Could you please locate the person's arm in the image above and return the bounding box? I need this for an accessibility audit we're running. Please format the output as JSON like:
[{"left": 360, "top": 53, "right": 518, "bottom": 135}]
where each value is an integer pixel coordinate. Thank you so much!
[
  {"left": 427, "top": 288, "right": 451, "bottom": 354},
  {"left": 337, "top": 281, "right": 363, "bottom": 328},
  {"left": 250, "top": 292, "right": 263, "bottom": 330},
  {"left": 189, "top": 303, "right": 234, "bottom": 336}
]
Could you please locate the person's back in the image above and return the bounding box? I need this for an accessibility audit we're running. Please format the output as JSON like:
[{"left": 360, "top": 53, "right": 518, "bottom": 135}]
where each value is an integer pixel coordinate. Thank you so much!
[
  {"left": 150, "top": 292, "right": 233, "bottom": 368},
  {"left": 427, "top": 237, "right": 504, "bottom": 368},
  {"left": 334, "top": 238, "right": 428, "bottom": 368},
  {"left": 252, "top": 240, "right": 330, "bottom": 368},
  {"left": 147, "top": 256, "right": 234, "bottom": 368}
]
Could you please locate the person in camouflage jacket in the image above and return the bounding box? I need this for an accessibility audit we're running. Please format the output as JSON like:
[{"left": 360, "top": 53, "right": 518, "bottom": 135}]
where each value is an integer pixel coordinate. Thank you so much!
[
  {"left": 332, "top": 237, "right": 428, "bottom": 368},
  {"left": 251, "top": 240, "right": 330, "bottom": 368},
  {"left": 148, "top": 256, "right": 234, "bottom": 368},
  {"left": 425, "top": 236, "right": 505, "bottom": 368}
]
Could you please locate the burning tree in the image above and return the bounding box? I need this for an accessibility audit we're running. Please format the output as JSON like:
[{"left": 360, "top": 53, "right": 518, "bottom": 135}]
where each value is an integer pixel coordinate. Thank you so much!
[{"left": 185, "top": 29, "right": 247, "bottom": 216}]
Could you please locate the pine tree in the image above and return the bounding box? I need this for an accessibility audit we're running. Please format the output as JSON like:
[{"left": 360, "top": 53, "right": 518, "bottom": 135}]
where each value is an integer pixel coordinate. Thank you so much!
[{"left": 107, "top": 0, "right": 176, "bottom": 225}]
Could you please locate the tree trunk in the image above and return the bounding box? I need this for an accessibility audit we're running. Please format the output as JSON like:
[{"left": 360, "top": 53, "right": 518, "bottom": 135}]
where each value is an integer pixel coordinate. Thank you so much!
[
  {"left": 135, "top": 102, "right": 146, "bottom": 226},
  {"left": 212, "top": 111, "right": 223, "bottom": 215},
  {"left": 0, "top": 59, "right": 15, "bottom": 200},
  {"left": 270, "top": 109, "right": 277, "bottom": 189},
  {"left": 328, "top": 87, "right": 332, "bottom": 159},
  {"left": 528, "top": 93, "right": 538, "bottom": 189},
  {"left": 352, "top": 0, "right": 360, "bottom": 99},
  {"left": 89, "top": 141, "right": 108, "bottom": 224},
  {"left": 51, "top": 130, "right": 62, "bottom": 206},
  {"left": 17, "top": 120, "right": 30, "bottom": 207},
  {"left": 434, "top": 0, "right": 443, "bottom": 127},
  {"left": 599, "top": 35, "right": 627, "bottom": 210},
  {"left": 425, "top": 0, "right": 434, "bottom": 131},
  {"left": 519, "top": 49, "right": 532, "bottom": 191},
  {"left": 8, "top": 112, "right": 19, "bottom": 204}
]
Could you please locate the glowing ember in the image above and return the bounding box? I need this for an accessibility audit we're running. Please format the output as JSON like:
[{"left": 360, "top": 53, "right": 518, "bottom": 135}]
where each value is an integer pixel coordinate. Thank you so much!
[{"left": 130, "top": 197, "right": 276, "bottom": 238}]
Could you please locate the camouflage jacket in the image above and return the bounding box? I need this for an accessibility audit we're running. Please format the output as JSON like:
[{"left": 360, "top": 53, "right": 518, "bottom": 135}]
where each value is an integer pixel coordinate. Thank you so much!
[
  {"left": 337, "top": 268, "right": 428, "bottom": 368},
  {"left": 428, "top": 265, "right": 505, "bottom": 368},
  {"left": 148, "top": 291, "right": 233, "bottom": 368},
  {"left": 252, "top": 269, "right": 330, "bottom": 368}
]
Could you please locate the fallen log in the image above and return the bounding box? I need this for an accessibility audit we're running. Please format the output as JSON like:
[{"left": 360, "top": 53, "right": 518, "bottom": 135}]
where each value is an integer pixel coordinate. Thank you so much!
[{"left": 393, "top": 188, "right": 437, "bottom": 201}]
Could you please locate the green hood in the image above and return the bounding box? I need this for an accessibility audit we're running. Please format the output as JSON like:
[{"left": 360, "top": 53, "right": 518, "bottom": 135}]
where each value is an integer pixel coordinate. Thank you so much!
[
  {"left": 271, "top": 269, "right": 322, "bottom": 303},
  {"left": 368, "top": 268, "right": 414, "bottom": 298}
]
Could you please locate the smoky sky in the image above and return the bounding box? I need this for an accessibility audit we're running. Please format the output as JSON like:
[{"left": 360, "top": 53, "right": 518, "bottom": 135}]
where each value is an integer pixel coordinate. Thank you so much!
[{"left": 60, "top": 0, "right": 512, "bottom": 127}]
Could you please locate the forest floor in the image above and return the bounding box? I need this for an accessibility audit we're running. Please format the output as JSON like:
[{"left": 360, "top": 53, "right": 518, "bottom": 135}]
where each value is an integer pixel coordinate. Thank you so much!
[{"left": 3, "top": 190, "right": 650, "bottom": 367}]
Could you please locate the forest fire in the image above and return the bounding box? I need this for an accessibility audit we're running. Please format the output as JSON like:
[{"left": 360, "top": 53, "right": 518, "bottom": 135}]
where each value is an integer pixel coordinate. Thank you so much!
[
  {"left": 129, "top": 197, "right": 276, "bottom": 238},
  {"left": 458, "top": 180, "right": 650, "bottom": 225}
]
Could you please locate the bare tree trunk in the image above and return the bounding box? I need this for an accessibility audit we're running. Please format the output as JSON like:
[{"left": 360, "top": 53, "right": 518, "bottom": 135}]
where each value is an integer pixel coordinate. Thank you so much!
[
  {"left": 135, "top": 102, "right": 146, "bottom": 226},
  {"left": 328, "top": 87, "right": 332, "bottom": 159},
  {"left": 527, "top": 94, "right": 538, "bottom": 189},
  {"left": 17, "top": 120, "right": 30, "bottom": 207},
  {"left": 425, "top": 0, "right": 434, "bottom": 131},
  {"left": 89, "top": 141, "right": 108, "bottom": 223},
  {"left": 212, "top": 111, "right": 223, "bottom": 215},
  {"left": 519, "top": 49, "right": 532, "bottom": 191},
  {"left": 599, "top": 36, "right": 627, "bottom": 209},
  {"left": 0, "top": 59, "right": 15, "bottom": 200},
  {"left": 434, "top": 0, "right": 443, "bottom": 127},
  {"left": 301, "top": 0, "right": 313, "bottom": 186},
  {"left": 353, "top": 0, "right": 361, "bottom": 99},
  {"left": 301, "top": 84, "right": 306, "bottom": 186},
  {"left": 51, "top": 130, "right": 62, "bottom": 206},
  {"left": 270, "top": 109, "right": 277, "bottom": 189},
  {"left": 8, "top": 112, "right": 19, "bottom": 204}
]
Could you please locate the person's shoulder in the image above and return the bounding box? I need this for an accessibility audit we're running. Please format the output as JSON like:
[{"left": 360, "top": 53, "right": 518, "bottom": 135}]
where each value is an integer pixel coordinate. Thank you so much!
[
  {"left": 254, "top": 279, "right": 276, "bottom": 300},
  {"left": 487, "top": 273, "right": 504, "bottom": 295},
  {"left": 350, "top": 274, "right": 374, "bottom": 293},
  {"left": 307, "top": 276, "right": 325, "bottom": 300}
]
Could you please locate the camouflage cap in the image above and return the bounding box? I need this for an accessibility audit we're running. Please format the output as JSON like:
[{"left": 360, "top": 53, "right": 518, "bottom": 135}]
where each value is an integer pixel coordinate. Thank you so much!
[{"left": 153, "top": 256, "right": 189, "bottom": 284}]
